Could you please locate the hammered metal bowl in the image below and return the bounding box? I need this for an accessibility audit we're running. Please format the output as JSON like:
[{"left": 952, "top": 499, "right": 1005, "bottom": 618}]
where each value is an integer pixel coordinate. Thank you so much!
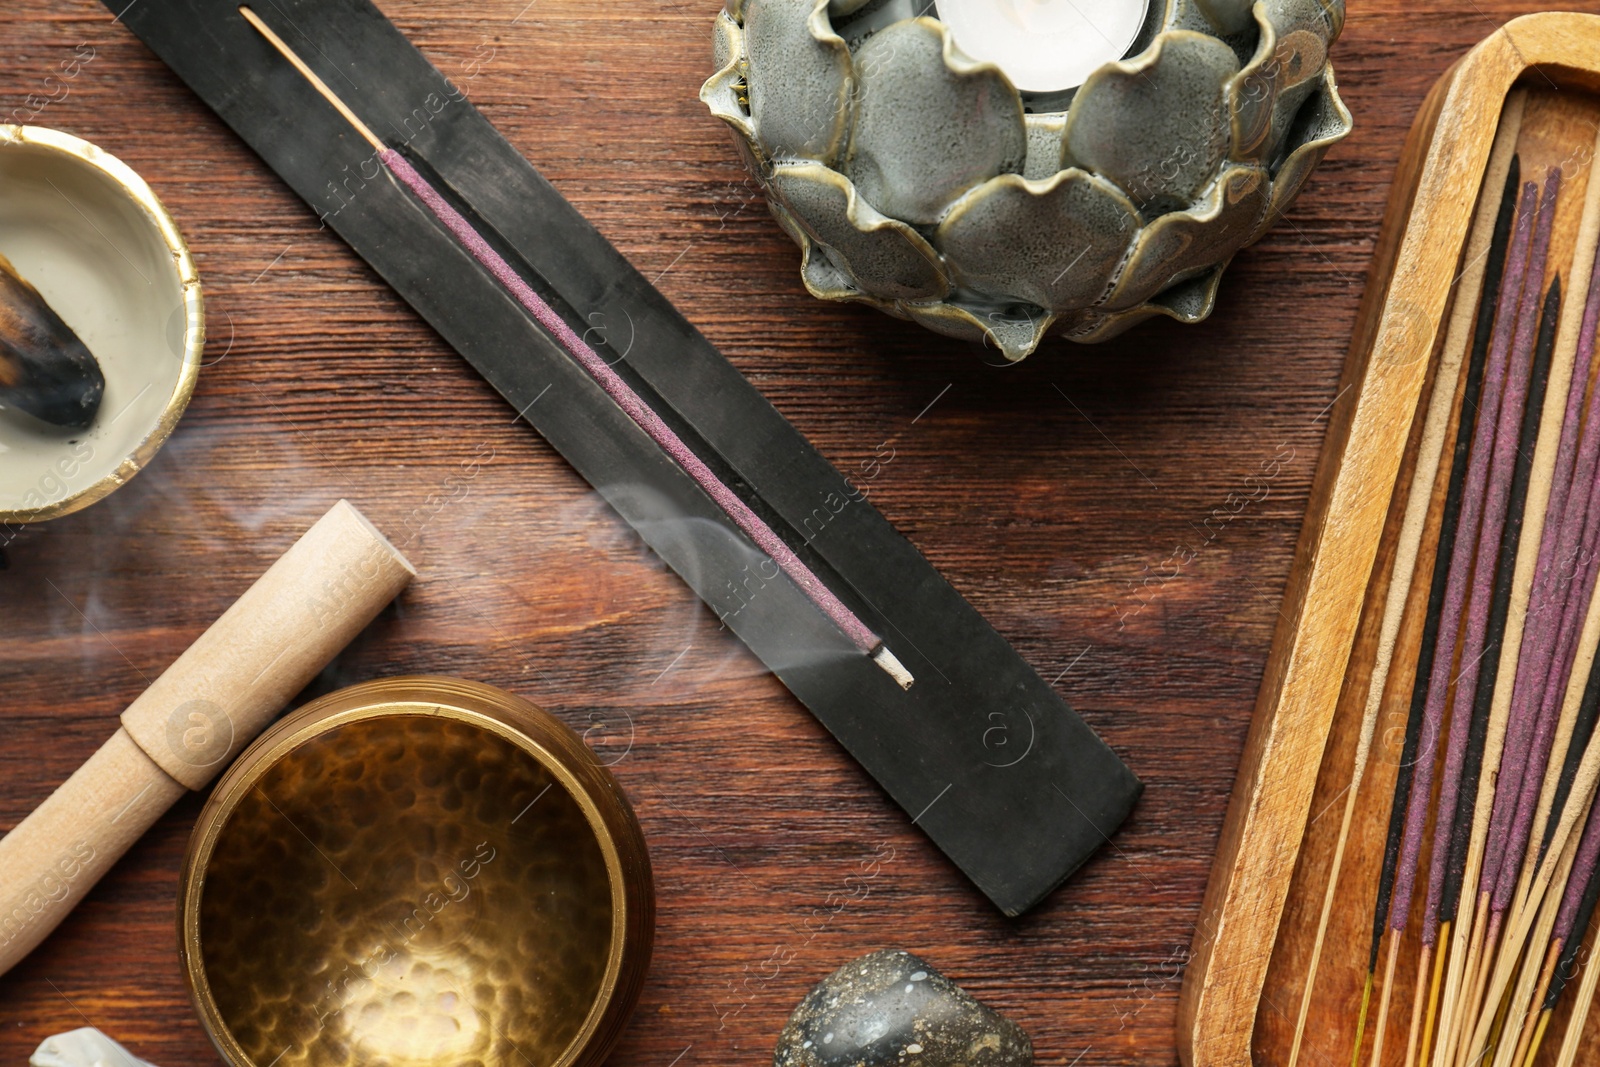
[
  {"left": 180, "top": 677, "right": 653, "bottom": 1067},
  {"left": 701, "top": 0, "right": 1352, "bottom": 358}
]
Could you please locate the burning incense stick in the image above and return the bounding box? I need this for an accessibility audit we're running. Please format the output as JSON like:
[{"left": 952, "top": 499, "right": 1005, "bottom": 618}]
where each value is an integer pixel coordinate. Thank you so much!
[{"left": 238, "top": 4, "right": 913, "bottom": 689}]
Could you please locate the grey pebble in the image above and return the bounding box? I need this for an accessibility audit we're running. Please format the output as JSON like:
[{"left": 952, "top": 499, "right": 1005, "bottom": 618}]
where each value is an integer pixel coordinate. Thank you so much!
[{"left": 774, "top": 949, "right": 1033, "bottom": 1067}]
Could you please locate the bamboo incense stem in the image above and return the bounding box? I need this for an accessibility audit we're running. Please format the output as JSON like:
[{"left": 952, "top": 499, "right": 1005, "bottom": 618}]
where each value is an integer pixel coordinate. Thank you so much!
[
  {"left": 1371, "top": 935, "right": 1403, "bottom": 1067},
  {"left": 1490, "top": 814, "right": 1582, "bottom": 1067},
  {"left": 1405, "top": 945, "right": 1436, "bottom": 1067},
  {"left": 1510, "top": 934, "right": 1563, "bottom": 1066},
  {"left": 1421, "top": 927, "right": 1451, "bottom": 1065},
  {"left": 1524, "top": 1011, "right": 1552, "bottom": 1067},
  {"left": 0, "top": 501, "right": 413, "bottom": 977},
  {"left": 239, "top": 3, "right": 915, "bottom": 689},
  {"left": 1443, "top": 905, "right": 1492, "bottom": 1067}
]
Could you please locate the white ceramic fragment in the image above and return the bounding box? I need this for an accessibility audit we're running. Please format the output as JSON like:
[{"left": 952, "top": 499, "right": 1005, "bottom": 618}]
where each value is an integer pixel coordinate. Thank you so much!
[{"left": 30, "top": 1028, "right": 157, "bottom": 1067}]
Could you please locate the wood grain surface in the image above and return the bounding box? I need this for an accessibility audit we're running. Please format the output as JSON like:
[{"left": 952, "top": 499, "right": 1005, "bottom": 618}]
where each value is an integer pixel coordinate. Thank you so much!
[{"left": 0, "top": 1, "right": 1578, "bottom": 1064}]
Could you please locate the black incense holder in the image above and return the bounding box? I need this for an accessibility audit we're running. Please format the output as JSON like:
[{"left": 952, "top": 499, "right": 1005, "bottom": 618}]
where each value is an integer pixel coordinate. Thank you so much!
[{"left": 105, "top": 0, "right": 1141, "bottom": 916}]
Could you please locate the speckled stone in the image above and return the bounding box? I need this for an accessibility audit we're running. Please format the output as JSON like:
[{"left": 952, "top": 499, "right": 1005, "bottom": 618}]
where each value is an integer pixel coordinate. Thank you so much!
[{"left": 774, "top": 950, "right": 1033, "bottom": 1067}]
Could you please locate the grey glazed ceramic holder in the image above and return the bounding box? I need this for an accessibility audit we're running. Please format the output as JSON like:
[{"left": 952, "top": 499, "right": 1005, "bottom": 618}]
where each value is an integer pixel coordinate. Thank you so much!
[{"left": 701, "top": 0, "right": 1351, "bottom": 359}]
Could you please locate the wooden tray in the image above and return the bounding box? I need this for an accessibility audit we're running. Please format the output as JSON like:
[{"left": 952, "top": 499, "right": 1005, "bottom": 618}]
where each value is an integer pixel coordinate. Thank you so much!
[{"left": 1178, "top": 13, "right": 1600, "bottom": 1065}]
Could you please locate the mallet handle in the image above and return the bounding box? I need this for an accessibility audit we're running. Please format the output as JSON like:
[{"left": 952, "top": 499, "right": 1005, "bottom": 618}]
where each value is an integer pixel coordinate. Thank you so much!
[{"left": 0, "top": 500, "right": 413, "bottom": 977}]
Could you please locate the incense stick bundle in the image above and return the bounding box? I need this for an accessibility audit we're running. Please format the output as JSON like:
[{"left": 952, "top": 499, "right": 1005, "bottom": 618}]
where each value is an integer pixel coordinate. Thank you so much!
[{"left": 1291, "top": 93, "right": 1600, "bottom": 1067}]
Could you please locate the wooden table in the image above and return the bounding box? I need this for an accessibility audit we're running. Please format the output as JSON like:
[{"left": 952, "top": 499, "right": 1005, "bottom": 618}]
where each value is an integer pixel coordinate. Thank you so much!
[{"left": 0, "top": 1, "right": 1562, "bottom": 1063}]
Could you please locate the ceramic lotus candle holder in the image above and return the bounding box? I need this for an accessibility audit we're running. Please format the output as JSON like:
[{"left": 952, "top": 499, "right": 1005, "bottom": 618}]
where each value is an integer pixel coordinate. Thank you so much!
[{"left": 701, "top": 0, "right": 1351, "bottom": 359}]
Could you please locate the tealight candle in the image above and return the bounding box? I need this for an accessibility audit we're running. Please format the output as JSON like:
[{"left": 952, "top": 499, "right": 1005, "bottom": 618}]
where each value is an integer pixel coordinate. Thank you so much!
[{"left": 935, "top": 0, "right": 1151, "bottom": 94}]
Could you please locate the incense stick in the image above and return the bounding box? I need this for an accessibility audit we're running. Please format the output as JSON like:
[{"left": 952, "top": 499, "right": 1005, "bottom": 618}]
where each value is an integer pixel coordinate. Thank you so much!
[{"left": 239, "top": 4, "right": 914, "bottom": 689}]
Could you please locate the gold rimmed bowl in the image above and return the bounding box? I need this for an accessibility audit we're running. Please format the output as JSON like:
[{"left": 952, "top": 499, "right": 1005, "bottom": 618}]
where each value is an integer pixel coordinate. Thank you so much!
[
  {"left": 180, "top": 677, "right": 654, "bottom": 1067},
  {"left": 0, "top": 125, "right": 202, "bottom": 523}
]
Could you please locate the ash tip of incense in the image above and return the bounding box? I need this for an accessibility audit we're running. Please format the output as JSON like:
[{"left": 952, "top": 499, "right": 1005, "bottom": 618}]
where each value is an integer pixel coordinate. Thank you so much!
[{"left": 873, "top": 646, "right": 915, "bottom": 690}]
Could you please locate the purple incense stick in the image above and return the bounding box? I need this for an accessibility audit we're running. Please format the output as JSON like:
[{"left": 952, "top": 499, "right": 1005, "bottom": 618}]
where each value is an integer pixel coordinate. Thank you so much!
[
  {"left": 1421, "top": 171, "right": 1562, "bottom": 943},
  {"left": 1390, "top": 178, "right": 1541, "bottom": 935},
  {"left": 1472, "top": 173, "right": 1577, "bottom": 912},
  {"left": 378, "top": 149, "right": 914, "bottom": 686},
  {"left": 1483, "top": 201, "right": 1600, "bottom": 906}
]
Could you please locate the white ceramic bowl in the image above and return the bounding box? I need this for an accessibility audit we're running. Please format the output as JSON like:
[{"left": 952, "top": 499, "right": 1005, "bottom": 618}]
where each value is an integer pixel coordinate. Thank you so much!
[{"left": 0, "top": 125, "right": 202, "bottom": 523}]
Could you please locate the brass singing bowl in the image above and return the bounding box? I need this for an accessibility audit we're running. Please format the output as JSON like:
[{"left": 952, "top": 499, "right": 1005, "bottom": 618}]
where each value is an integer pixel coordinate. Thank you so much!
[{"left": 180, "top": 677, "right": 654, "bottom": 1067}]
